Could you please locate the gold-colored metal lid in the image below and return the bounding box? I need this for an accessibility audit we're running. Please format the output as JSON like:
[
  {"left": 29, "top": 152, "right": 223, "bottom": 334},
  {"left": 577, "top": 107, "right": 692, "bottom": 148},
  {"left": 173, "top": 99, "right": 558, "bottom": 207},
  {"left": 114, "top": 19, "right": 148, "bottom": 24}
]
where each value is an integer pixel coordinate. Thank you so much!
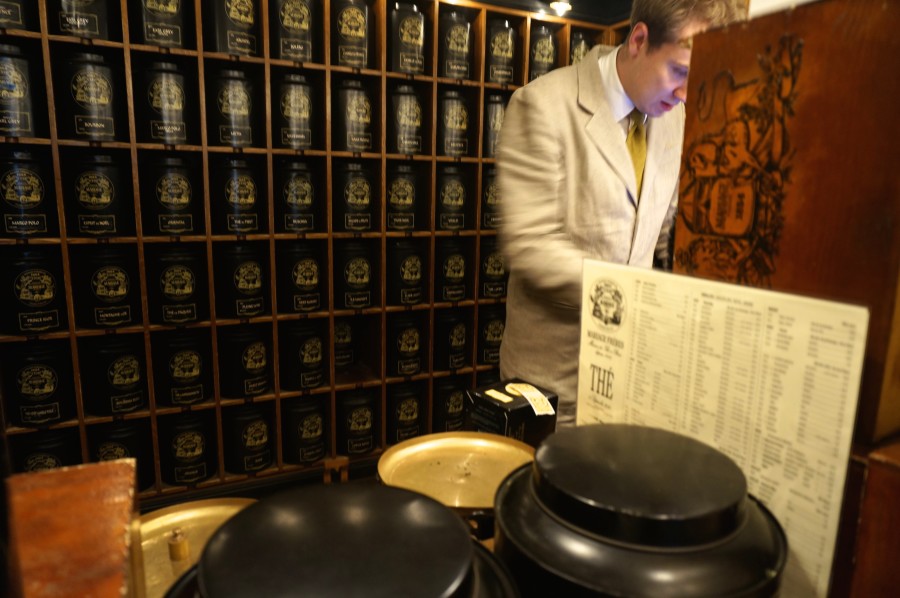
[
  {"left": 377, "top": 431, "right": 534, "bottom": 509},
  {"left": 137, "top": 497, "right": 255, "bottom": 598}
]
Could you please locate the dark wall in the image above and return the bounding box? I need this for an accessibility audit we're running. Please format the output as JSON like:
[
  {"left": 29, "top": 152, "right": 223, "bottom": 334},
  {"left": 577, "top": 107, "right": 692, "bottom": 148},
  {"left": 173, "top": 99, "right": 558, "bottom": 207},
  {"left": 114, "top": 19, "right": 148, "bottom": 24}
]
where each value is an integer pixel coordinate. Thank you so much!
[{"left": 481, "top": 0, "right": 633, "bottom": 25}]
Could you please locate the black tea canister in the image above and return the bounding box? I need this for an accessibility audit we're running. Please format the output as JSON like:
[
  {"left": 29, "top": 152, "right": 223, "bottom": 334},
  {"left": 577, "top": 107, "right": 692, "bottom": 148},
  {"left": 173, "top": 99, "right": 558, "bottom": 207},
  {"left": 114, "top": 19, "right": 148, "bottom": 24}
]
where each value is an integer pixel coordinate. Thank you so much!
[
  {"left": 12, "top": 429, "right": 80, "bottom": 473},
  {"left": 529, "top": 25, "right": 556, "bottom": 81},
  {"left": 478, "top": 304, "right": 505, "bottom": 365},
  {"left": 279, "top": 319, "right": 327, "bottom": 390},
  {"left": 389, "top": 2, "right": 424, "bottom": 74},
  {"left": 275, "top": 160, "right": 318, "bottom": 233},
  {"left": 570, "top": 30, "right": 590, "bottom": 65},
  {"left": 139, "top": 61, "right": 187, "bottom": 144},
  {"left": 0, "top": 245, "right": 67, "bottom": 335},
  {"left": 387, "top": 239, "right": 425, "bottom": 306},
  {"left": 481, "top": 166, "right": 500, "bottom": 230},
  {"left": 389, "top": 85, "right": 422, "bottom": 155},
  {"left": 140, "top": 155, "right": 201, "bottom": 236},
  {"left": 64, "top": 153, "right": 132, "bottom": 237},
  {"left": 79, "top": 333, "right": 147, "bottom": 416},
  {"left": 387, "top": 382, "right": 422, "bottom": 444},
  {"left": 332, "top": 0, "right": 370, "bottom": 68},
  {"left": 1, "top": 339, "right": 76, "bottom": 427},
  {"left": 89, "top": 421, "right": 155, "bottom": 491},
  {"left": 333, "top": 161, "right": 375, "bottom": 232},
  {"left": 486, "top": 18, "right": 516, "bottom": 84},
  {"left": 49, "top": 0, "right": 110, "bottom": 39},
  {"left": 480, "top": 236, "right": 508, "bottom": 299},
  {"left": 334, "top": 79, "right": 373, "bottom": 152},
  {"left": 438, "top": 90, "right": 468, "bottom": 157},
  {"left": 214, "top": 242, "right": 268, "bottom": 320},
  {"left": 438, "top": 11, "right": 471, "bottom": 79},
  {"left": 159, "top": 412, "right": 216, "bottom": 485},
  {"left": 206, "top": 0, "right": 259, "bottom": 55},
  {"left": 1, "top": 149, "right": 57, "bottom": 238},
  {"left": 151, "top": 328, "right": 213, "bottom": 407},
  {"left": 276, "top": 241, "right": 324, "bottom": 314},
  {"left": 273, "top": 0, "right": 318, "bottom": 61},
  {"left": 433, "top": 309, "right": 468, "bottom": 371},
  {"left": 337, "top": 389, "right": 377, "bottom": 455},
  {"left": 71, "top": 244, "right": 142, "bottom": 329},
  {"left": 59, "top": 52, "right": 117, "bottom": 140},
  {"left": 223, "top": 403, "right": 273, "bottom": 474},
  {"left": 433, "top": 377, "right": 466, "bottom": 432},
  {"left": 0, "top": 43, "right": 34, "bottom": 137},
  {"left": 132, "top": 0, "right": 186, "bottom": 47},
  {"left": 217, "top": 325, "right": 271, "bottom": 398},
  {"left": 208, "top": 69, "right": 253, "bottom": 147},
  {"left": 210, "top": 158, "right": 262, "bottom": 234},
  {"left": 334, "top": 241, "right": 374, "bottom": 310},
  {"left": 435, "top": 239, "right": 468, "bottom": 302},
  {"left": 386, "top": 163, "right": 419, "bottom": 231},
  {"left": 144, "top": 242, "right": 209, "bottom": 325},
  {"left": 387, "top": 313, "right": 424, "bottom": 377},
  {"left": 436, "top": 166, "right": 466, "bottom": 231},
  {"left": 333, "top": 319, "right": 355, "bottom": 372},
  {"left": 483, "top": 94, "right": 505, "bottom": 159},
  {"left": 275, "top": 73, "right": 313, "bottom": 149},
  {"left": 283, "top": 397, "right": 327, "bottom": 464}
]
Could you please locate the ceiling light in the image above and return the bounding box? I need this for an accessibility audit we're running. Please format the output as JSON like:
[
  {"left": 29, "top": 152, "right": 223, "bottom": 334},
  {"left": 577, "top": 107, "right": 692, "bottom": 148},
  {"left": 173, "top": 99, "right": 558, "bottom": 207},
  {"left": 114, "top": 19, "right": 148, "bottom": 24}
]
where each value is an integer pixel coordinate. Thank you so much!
[{"left": 550, "top": 1, "right": 572, "bottom": 15}]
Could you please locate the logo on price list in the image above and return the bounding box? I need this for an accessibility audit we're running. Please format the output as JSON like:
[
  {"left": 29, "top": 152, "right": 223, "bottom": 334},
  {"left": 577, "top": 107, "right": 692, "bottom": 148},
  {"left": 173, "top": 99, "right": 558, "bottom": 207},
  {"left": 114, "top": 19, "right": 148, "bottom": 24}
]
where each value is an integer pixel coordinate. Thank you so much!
[{"left": 589, "top": 279, "right": 624, "bottom": 329}]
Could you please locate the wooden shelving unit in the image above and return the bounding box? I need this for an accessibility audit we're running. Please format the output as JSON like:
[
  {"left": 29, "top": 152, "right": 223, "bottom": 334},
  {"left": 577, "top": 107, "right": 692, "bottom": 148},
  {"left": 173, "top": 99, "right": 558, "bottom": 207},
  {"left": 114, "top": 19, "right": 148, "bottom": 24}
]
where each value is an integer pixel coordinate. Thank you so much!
[{"left": 0, "top": 0, "right": 614, "bottom": 504}]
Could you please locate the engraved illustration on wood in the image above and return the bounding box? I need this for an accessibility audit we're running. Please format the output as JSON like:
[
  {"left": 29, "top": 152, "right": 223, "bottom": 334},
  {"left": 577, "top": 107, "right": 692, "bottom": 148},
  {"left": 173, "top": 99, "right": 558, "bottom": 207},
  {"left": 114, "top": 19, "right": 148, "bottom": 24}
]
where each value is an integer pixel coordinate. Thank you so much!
[{"left": 675, "top": 36, "right": 803, "bottom": 287}]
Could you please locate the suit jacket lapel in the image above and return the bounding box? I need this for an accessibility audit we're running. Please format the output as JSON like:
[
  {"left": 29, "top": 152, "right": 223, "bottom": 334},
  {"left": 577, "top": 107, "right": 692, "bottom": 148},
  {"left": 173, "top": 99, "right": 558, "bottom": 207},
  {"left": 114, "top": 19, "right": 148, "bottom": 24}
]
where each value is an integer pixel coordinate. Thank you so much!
[{"left": 578, "top": 45, "right": 639, "bottom": 203}]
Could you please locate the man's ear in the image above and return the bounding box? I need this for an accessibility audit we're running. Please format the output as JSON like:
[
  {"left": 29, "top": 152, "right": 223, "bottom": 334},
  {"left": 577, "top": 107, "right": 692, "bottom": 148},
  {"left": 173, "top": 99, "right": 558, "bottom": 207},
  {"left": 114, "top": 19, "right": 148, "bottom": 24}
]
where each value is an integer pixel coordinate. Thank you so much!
[{"left": 628, "top": 22, "right": 649, "bottom": 57}]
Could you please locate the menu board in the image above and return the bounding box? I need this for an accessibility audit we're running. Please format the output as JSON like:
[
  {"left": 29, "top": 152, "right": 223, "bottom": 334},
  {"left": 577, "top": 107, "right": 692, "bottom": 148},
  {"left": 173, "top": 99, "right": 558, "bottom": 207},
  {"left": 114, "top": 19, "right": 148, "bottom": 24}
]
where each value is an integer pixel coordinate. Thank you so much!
[{"left": 577, "top": 259, "right": 869, "bottom": 598}]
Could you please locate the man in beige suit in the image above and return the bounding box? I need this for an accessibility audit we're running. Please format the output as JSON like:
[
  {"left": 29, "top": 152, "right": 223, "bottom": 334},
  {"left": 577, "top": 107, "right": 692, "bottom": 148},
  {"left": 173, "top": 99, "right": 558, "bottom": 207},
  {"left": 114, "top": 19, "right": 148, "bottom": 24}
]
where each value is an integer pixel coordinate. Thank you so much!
[{"left": 497, "top": 0, "right": 742, "bottom": 426}]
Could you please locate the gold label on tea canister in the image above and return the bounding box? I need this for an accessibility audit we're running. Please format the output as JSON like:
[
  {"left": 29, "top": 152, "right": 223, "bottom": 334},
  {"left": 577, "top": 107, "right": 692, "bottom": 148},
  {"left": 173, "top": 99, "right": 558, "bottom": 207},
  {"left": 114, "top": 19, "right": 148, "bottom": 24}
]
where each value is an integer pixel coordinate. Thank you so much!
[
  {"left": 281, "top": 0, "right": 310, "bottom": 31},
  {"left": 72, "top": 70, "right": 112, "bottom": 107},
  {"left": 292, "top": 258, "right": 318, "bottom": 290},
  {"left": 344, "top": 257, "right": 370, "bottom": 287},
  {"left": 108, "top": 355, "right": 140, "bottom": 389},
  {"left": 15, "top": 269, "right": 55, "bottom": 307},
  {"left": 241, "top": 342, "right": 266, "bottom": 374},
  {"left": 448, "top": 390, "right": 464, "bottom": 416},
  {"left": 444, "top": 103, "right": 467, "bottom": 132},
  {"left": 448, "top": 24, "right": 469, "bottom": 53},
  {"left": 218, "top": 82, "right": 251, "bottom": 117},
  {"left": 389, "top": 178, "right": 414, "bottom": 209},
  {"left": 397, "top": 96, "right": 421, "bottom": 129},
  {"left": 485, "top": 319, "right": 505, "bottom": 343},
  {"left": 348, "top": 406, "right": 372, "bottom": 432},
  {"left": 398, "top": 397, "right": 418, "bottom": 422},
  {"left": 338, "top": 7, "right": 365, "bottom": 40},
  {"left": 161, "top": 265, "right": 195, "bottom": 300},
  {"left": 225, "top": 174, "right": 257, "bottom": 207},
  {"left": 226, "top": 0, "right": 254, "bottom": 26},
  {"left": 450, "top": 323, "right": 466, "bottom": 349},
  {"left": 285, "top": 174, "right": 313, "bottom": 207},
  {"left": 25, "top": 453, "right": 61, "bottom": 471},
  {"left": 300, "top": 412, "right": 323, "bottom": 441},
  {"left": 242, "top": 420, "right": 268, "bottom": 448},
  {"left": 400, "top": 255, "right": 421, "bottom": 285},
  {"left": 441, "top": 180, "right": 465, "bottom": 208},
  {"left": 149, "top": 78, "right": 184, "bottom": 113},
  {"left": 91, "top": 266, "right": 128, "bottom": 302},
  {"left": 147, "top": 0, "right": 179, "bottom": 16},
  {"left": 98, "top": 441, "right": 129, "bottom": 461},
  {"left": 398, "top": 327, "right": 419, "bottom": 354},
  {"left": 301, "top": 337, "right": 322, "bottom": 367},
  {"left": 533, "top": 38, "right": 554, "bottom": 65},
  {"left": 483, "top": 252, "right": 505, "bottom": 277},
  {"left": 281, "top": 87, "right": 310, "bottom": 120},
  {"left": 0, "top": 2, "right": 25, "bottom": 26},
  {"left": 157, "top": 172, "right": 191, "bottom": 209},
  {"left": 444, "top": 254, "right": 465, "bottom": 282},
  {"left": 346, "top": 94, "right": 371, "bottom": 129},
  {"left": 0, "top": 62, "right": 27, "bottom": 99},
  {"left": 173, "top": 430, "right": 204, "bottom": 460},
  {"left": 344, "top": 176, "right": 370, "bottom": 210},
  {"left": 399, "top": 16, "right": 422, "bottom": 46},
  {"left": 3, "top": 169, "right": 43, "bottom": 209},
  {"left": 491, "top": 31, "right": 513, "bottom": 59},
  {"left": 233, "top": 261, "right": 262, "bottom": 294},
  {"left": 76, "top": 171, "right": 114, "bottom": 210},
  {"left": 170, "top": 350, "right": 201, "bottom": 383},
  {"left": 17, "top": 365, "right": 58, "bottom": 401}
]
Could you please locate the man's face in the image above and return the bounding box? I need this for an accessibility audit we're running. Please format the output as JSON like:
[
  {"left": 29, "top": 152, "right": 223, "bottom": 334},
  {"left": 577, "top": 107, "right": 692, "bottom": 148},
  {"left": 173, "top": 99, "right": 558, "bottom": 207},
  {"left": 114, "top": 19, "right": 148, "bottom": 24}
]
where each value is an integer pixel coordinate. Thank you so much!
[{"left": 629, "top": 21, "right": 707, "bottom": 117}]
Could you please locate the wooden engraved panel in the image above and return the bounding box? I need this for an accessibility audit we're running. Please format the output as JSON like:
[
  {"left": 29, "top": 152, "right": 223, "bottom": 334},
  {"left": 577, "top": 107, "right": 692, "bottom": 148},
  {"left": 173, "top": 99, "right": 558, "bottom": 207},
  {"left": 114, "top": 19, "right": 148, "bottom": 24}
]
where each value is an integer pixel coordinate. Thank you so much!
[{"left": 674, "top": 0, "right": 900, "bottom": 443}]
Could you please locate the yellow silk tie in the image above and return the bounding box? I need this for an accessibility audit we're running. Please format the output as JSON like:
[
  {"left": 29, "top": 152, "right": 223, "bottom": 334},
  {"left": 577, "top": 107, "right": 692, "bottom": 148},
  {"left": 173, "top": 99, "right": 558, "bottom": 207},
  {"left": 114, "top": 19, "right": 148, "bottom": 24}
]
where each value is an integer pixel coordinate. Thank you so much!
[{"left": 626, "top": 109, "right": 647, "bottom": 197}]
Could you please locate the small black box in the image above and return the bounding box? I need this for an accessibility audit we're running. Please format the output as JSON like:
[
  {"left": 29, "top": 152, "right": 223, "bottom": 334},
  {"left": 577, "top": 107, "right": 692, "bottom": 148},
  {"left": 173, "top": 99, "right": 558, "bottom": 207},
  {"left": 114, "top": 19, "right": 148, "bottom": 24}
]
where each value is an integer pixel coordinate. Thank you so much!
[{"left": 465, "top": 378, "right": 558, "bottom": 448}]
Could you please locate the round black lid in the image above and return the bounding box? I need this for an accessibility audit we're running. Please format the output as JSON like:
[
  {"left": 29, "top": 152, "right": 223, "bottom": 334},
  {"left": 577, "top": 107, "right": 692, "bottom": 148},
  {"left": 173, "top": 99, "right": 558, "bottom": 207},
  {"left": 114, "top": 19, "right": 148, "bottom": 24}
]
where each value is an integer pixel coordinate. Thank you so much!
[
  {"left": 198, "top": 483, "right": 476, "bottom": 598},
  {"left": 533, "top": 424, "right": 747, "bottom": 547}
]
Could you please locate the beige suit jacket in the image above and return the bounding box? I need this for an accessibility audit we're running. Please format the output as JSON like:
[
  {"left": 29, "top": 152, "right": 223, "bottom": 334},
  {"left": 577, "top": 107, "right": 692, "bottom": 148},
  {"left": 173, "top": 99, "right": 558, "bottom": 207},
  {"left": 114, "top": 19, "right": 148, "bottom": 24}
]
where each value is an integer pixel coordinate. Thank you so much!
[{"left": 497, "top": 44, "right": 685, "bottom": 426}]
